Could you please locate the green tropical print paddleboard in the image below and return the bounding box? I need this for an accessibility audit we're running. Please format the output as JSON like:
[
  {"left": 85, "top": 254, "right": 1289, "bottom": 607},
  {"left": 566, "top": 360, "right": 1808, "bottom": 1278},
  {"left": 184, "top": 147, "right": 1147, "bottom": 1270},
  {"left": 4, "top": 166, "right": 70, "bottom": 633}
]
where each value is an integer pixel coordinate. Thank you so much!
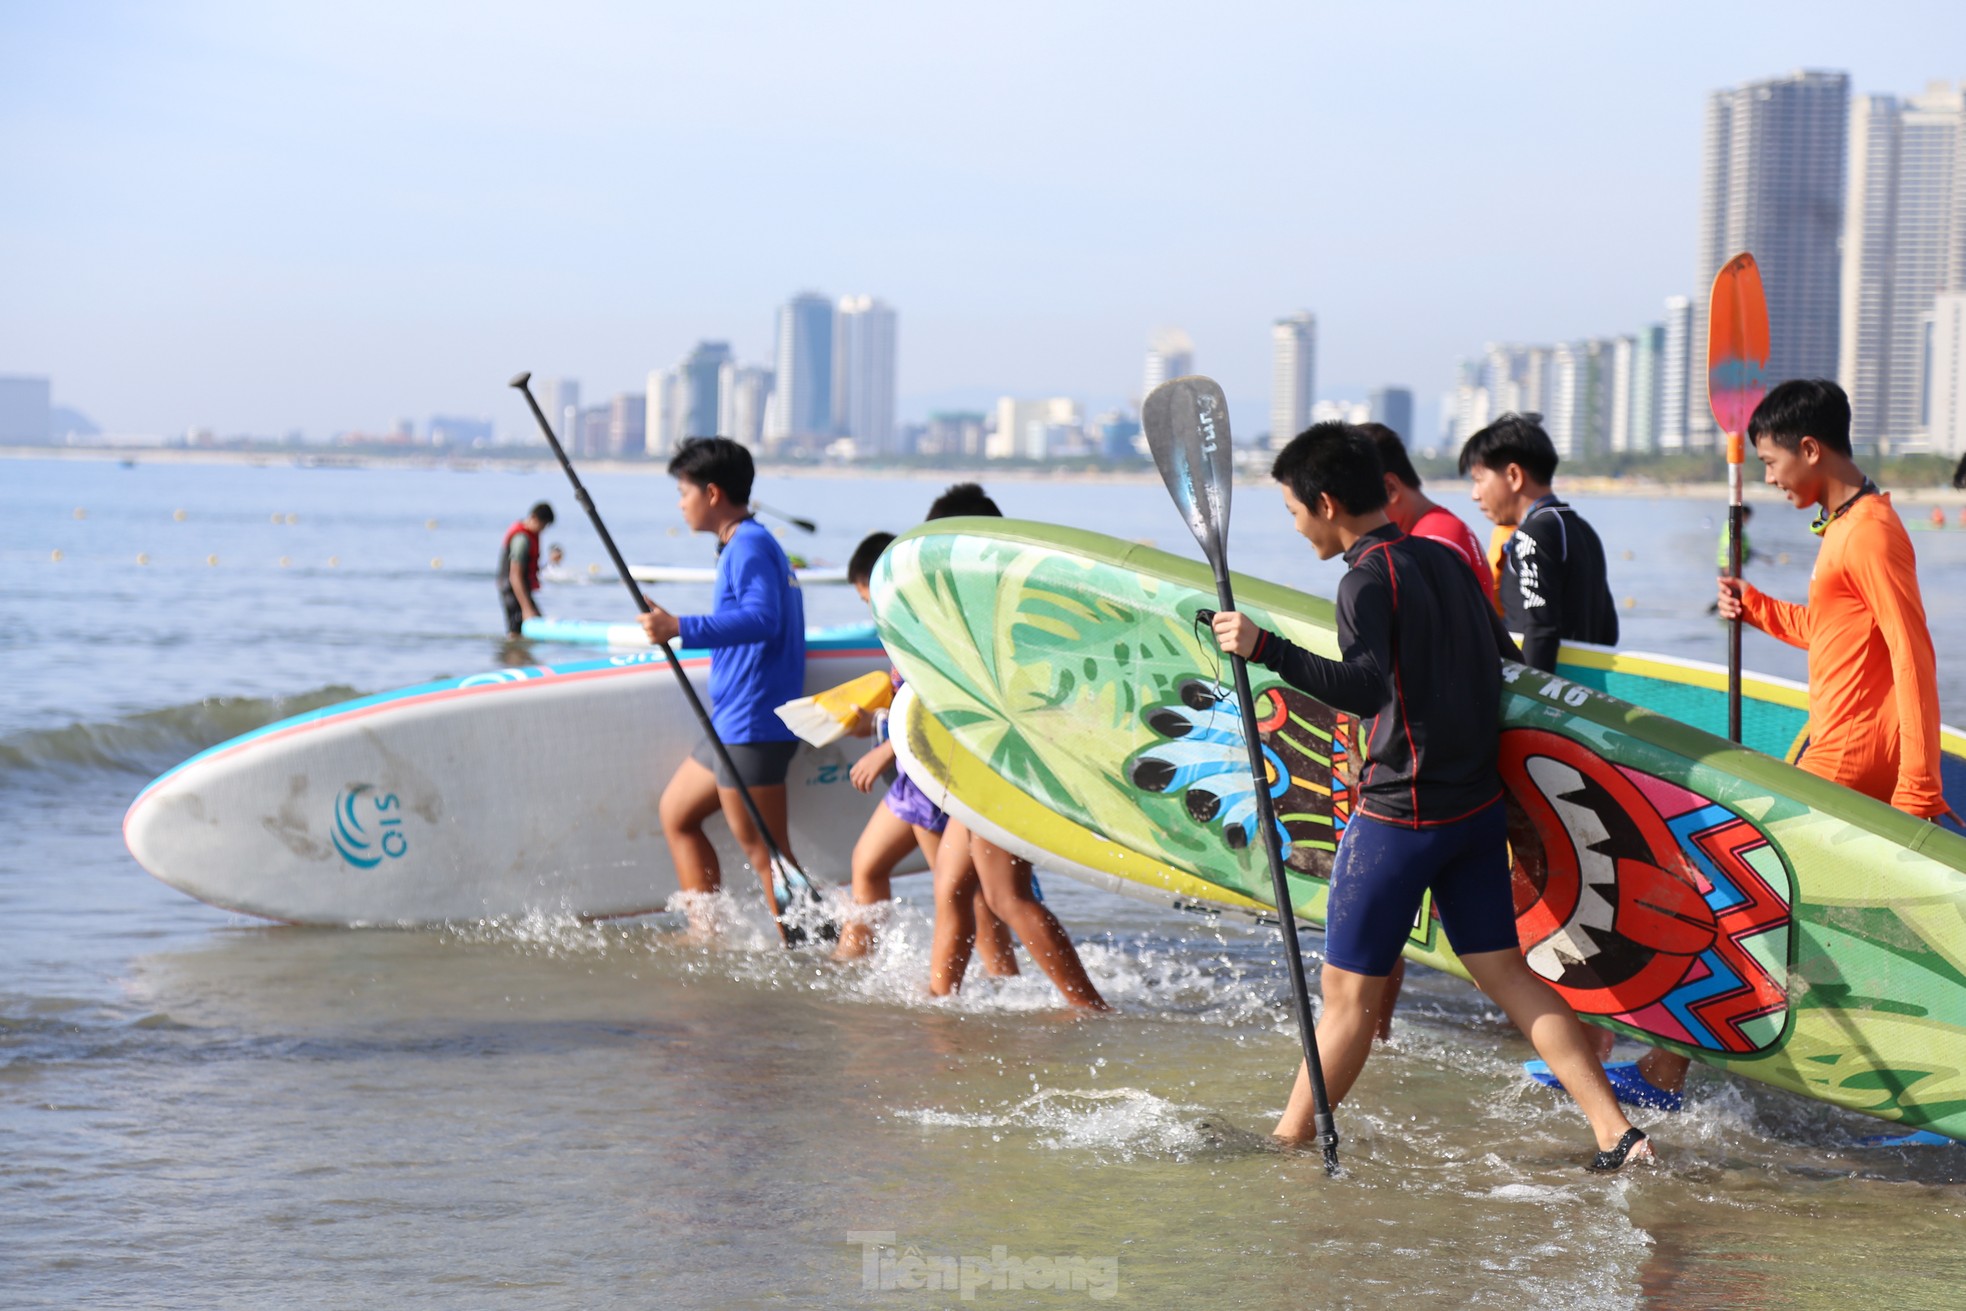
[{"left": 873, "top": 518, "right": 1966, "bottom": 1139}]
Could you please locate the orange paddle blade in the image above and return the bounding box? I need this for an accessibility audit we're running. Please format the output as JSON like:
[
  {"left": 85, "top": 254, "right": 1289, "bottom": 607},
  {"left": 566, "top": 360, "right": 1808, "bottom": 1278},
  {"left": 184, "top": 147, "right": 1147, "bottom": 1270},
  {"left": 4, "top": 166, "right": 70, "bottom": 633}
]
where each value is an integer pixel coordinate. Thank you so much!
[{"left": 1707, "top": 252, "right": 1770, "bottom": 447}]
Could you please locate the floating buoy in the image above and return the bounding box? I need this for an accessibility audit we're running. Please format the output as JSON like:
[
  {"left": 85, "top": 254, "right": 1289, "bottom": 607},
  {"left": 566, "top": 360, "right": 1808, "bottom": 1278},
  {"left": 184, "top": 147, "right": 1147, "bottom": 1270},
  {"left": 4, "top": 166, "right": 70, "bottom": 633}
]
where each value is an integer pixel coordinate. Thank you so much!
[
  {"left": 73, "top": 507, "right": 87, "bottom": 520},
  {"left": 1777, "top": 552, "right": 1791, "bottom": 566},
  {"left": 206, "top": 554, "right": 219, "bottom": 566},
  {"left": 426, "top": 518, "right": 439, "bottom": 530},
  {"left": 279, "top": 556, "right": 291, "bottom": 568},
  {"left": 136, "top": 552, "right": 150, "bottom": 565},
  {"left": 587, "top": 562, "right": 600, "bottom": 576},
  {"left": 1621, "top": 549, "right": 1634, "bottom": 561},
  {"left": 431, "top": 557, "right": 443, "bottom": 569},
  {"left": 50, "top": 548, "right": 63, "bottom": 562},
  {"left": 270, "top": 512, "right": 283, "bottom": 525},
  {"left": 327, "top": 556, "right": 340, "bottom": 568},
  {"left": 1623, "top": 596, "right": 1636, "bottom": 609},
  {"left": 285, "top": 513, "right": 299, "bottom": 525},
  {"left": 173, "top": 509, "right": 187, "bottom": 521}
]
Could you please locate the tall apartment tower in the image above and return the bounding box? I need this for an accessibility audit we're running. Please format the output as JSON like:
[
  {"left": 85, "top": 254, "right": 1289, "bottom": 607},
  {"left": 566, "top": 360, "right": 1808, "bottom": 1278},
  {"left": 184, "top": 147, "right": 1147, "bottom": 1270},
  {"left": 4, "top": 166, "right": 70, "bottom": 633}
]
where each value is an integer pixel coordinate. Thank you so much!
[
  {"left": 718, "top": 363, "right": 774, "bottom": 451},
  {"left": 1840, "top": 83, "right": 1966, "bottom": 451},
  {"left": 1271, "top": 313, "right": 1317, "bottom": 443},
  {"left": 1367, "top": 386, "right": 1413, "bottom": 442},
  {"left": 681, "top": 341, "right": 733, "bottom": 438},
  {"left": 834, "top": 295, "right": 899, "bottom": 456},
  {"left": 1142, "top": 328, "right": 1194, "bottom": 400},
  {"left": 766, "top": 292, "right": 835, "bottom": 448},
  {"left": 1928, "top": 290, "right": 1966, "bottom": 456},
  {"left": 1691, "top": 70, "right": 1850, "bottom": 447},
  {"left": 1659, "top": 296, "right": 1693, "bottom": 449}
]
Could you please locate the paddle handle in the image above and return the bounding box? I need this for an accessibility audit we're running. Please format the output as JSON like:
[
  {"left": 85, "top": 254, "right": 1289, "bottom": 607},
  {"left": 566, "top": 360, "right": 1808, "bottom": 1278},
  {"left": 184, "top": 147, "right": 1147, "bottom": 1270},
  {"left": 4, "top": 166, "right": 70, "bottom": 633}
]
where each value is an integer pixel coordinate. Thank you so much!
[
  {"left": 1214, "top": 567, "right": 1340, "bottom": 1171},
  {"left": 509, "top": 374, "right": 819, "bottom": 939},
  {"left": 1727, "top": 433, "right": 1744, "bottom": 744}
]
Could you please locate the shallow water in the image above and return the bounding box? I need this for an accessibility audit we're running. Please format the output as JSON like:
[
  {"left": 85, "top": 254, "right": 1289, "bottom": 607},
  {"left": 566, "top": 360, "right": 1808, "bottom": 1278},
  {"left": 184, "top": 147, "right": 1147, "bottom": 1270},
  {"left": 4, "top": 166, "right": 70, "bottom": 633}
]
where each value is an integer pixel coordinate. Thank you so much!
[{"left": 5, "top": 456, "right": 1966, "bottom": 1308}]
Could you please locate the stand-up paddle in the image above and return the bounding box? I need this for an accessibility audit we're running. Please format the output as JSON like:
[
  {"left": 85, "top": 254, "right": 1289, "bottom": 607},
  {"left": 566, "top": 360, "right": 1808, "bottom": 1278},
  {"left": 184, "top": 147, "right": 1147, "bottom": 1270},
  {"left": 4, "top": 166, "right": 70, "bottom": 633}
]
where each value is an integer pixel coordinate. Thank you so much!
[
  {"left": 1142, "top": 374, "right": 1339, "bottom": 1175},
  {"left": 752, "top": 502, "right": 817, "bottom": 533},
  {"left": 510, "top": 372, "right": 836, "bottom": 947},
  {"left": 1707, "top": 253, "right": 1770, "bottom": 744}
]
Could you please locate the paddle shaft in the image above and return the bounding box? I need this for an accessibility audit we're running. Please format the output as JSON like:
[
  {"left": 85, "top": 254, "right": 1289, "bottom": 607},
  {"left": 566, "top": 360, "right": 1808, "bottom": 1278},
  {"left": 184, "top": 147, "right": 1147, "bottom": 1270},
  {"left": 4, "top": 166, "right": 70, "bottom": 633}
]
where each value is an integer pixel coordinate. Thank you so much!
[
  {"left": 509, "top": 374, "right": 814, "bottom": 928},
  {"left": 1727, "top": 434, "right": 1744, "bottom": 743},
  {"left": 1212, "top": 563, "right": 1340, "bottom": 1171}
]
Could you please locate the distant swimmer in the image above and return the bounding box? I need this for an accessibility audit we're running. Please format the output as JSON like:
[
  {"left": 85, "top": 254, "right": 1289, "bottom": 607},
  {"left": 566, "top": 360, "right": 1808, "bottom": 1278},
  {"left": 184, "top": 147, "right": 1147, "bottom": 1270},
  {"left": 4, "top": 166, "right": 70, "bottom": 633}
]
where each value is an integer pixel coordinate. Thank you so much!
[
  {"left": 1706, "top": 504, "right": 1756, "bottom": 614},
  {"left": 547, "top": 542, "right": 565, "bottom": 569},
  {"left": 1209, "top": 423, "right": 1651, "bottom": 1169},
  {"left": 1460, "top": 413, "right": 1617, "bottom": 672},
  {"left": 499, "top": 501, "right": 555, "bottom": 639},
  {"left": 831, "top": 529, "right": 1017, "bottom": 977},
  {"left": 918, "top": 484, "right": 1108, "bottom": 1010},
  {"left": 636, "top": 438, "right": 808, "bottom": 939}
]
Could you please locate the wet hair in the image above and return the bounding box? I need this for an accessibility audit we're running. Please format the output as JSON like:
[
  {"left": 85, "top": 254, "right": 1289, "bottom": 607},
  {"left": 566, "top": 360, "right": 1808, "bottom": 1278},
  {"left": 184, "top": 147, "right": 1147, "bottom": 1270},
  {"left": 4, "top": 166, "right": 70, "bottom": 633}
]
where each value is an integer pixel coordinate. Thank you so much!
[
  {"left": 1748, "top": 379, "right": 1853, "bottom": 457},
  {"left": 1359, "top": 422, "right": 1421, "bottom": 490},
  {"left": 666, "top": 436, "right": 755, "bottom": 504},
  {"left": 1270, "top": 422, "right": 1389, "bottom": 517},
  {"left": 848, "top": 531, "right": 896, "bottom": 588},
  {"left": 925, "top": 481, "right": 1002, "bottom": 519},
  {"left": 1457, "top": 412, "right": 1558, "bottom": 485},
  {"left": 529, "top": 501, "right": 556, "bottom": 526}
]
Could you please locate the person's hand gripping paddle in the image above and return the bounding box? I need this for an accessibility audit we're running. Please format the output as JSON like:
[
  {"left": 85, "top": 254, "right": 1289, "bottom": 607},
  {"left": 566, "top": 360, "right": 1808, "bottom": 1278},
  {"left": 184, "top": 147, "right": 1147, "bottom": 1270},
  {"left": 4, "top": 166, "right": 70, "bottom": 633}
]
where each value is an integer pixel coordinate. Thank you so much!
[
  {"left": 1142, "top": 374, "right": 1339, "bottom": 1175},
  {"left": 510, "top": 372, "right": 836, "bottom": 947},
  {"left": 1707, "top": 253, "right": 1769, "bottom": 744}
]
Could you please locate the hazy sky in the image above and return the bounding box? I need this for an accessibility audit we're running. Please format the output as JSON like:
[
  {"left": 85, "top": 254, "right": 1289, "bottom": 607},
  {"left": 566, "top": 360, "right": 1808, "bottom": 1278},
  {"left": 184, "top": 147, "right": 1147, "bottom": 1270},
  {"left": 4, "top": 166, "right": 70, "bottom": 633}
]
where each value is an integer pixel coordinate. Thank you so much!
[{"left": 4, "top": 1, "right": 1962, "bottom": 442}]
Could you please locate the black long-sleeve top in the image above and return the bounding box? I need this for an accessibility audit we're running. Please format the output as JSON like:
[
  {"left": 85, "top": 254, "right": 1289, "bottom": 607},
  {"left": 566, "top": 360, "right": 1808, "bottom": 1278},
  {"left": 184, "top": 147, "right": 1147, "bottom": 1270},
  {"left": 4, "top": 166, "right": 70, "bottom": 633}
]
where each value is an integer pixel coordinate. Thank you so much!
[
  {"left": 1249, "top": 524, "right": 1520, "bottom": 828},
  {"left": 1498, "top": 495, "right": 1619, "bottom": 672}
]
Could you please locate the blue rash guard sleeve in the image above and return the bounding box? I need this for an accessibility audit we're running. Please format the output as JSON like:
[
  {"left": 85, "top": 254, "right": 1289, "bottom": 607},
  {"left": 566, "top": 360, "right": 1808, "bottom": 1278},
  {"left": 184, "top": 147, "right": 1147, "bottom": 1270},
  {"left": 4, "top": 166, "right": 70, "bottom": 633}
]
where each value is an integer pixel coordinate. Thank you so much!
[
  {"left": 675, "top": 519, "right": 806, "bottom": 744},
  {"left": 679, "top": 540, "right": 782, "bottom": 649}
]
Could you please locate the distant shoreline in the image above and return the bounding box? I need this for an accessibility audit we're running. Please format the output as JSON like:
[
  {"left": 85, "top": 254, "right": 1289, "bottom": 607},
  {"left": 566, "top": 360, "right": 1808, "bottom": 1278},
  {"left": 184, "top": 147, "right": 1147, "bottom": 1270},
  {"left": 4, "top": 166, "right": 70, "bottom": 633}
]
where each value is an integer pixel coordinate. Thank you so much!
[{"left": 6, "top": 444, "right": 1964, "bottom": 505}]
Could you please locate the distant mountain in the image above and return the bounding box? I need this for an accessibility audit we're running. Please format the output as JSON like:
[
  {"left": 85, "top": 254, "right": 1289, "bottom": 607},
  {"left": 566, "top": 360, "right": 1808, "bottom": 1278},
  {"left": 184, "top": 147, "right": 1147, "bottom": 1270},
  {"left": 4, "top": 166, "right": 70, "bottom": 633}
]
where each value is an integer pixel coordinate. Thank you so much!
[{"left": 50, "top": 406, "right": 99, "bottom": 439}]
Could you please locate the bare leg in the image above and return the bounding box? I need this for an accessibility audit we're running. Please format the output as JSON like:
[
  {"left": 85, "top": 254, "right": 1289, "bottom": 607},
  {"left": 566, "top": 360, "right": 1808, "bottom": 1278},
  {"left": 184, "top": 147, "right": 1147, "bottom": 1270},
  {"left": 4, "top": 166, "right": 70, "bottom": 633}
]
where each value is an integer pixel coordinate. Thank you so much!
[
  {"left": 660, "top": 758, "right": 725, "bottom": 931},
  {"left": 715, "top": 782, "right": 796, "bottom": 940},
  {"left": 1590, "top": 1025, "right": 1616, "bottom": 1062},
  {"left": 972, "top": 835, "right": 1108, "bottom": 1010},
  {"left": 1275, "top": 964, "right": 1383, "bottom": 1142},
  {"left": 834, "top": 804, "right": 919, "bottom": 962},
  {"left": 1638, "top": 1048, "right": 1692, "bottom": 1094},
  {"left": 1376, "top": 958, "right": 1406, "bottom": 1043},
  {"left": 972, "top": 884, "right": 1019, "bottom": 978},
  {"left": 929, "top": 820, "right": 981, "bottom": 996},
  {"left": 1459, "top": 948, "right": 1644, "bottom": 1154}
]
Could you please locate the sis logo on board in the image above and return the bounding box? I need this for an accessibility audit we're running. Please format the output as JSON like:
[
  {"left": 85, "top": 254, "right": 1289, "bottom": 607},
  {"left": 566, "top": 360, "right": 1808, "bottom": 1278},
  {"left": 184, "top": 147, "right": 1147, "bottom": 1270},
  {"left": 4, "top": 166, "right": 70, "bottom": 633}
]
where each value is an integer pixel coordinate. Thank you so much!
[{"left": 331, "top": 784, "right": 410, "bottom": 869}]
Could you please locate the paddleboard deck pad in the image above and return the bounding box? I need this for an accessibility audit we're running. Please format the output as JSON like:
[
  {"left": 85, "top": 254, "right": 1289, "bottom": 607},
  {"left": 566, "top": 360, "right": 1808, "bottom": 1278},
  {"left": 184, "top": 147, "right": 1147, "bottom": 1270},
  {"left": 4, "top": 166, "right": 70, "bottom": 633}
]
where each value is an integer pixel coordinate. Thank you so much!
[
  {"left": 874, "top": 518, "right": 1966, "bottom": 1139},
  {"left": 126, "top": 627, "right": 895, "bottom": 925}
]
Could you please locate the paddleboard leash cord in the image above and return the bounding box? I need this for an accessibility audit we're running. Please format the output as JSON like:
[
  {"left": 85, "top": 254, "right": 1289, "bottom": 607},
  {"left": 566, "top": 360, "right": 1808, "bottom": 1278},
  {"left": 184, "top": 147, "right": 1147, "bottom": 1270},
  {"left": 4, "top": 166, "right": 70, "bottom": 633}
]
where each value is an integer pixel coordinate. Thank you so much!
[{"left": 509, "top": 371, "right": 835, "bottom": 946}]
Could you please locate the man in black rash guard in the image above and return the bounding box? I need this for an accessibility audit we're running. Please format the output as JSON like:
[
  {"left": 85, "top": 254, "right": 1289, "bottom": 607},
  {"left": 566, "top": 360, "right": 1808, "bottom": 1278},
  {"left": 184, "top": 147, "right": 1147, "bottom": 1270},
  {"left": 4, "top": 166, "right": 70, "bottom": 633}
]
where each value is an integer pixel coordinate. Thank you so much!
[
  {"left": 1457, "top": 413, "right": 1617, "bottom": 672},
  {"left": 1209, "top": 421, "right": 1653, "bottom": 1172}
]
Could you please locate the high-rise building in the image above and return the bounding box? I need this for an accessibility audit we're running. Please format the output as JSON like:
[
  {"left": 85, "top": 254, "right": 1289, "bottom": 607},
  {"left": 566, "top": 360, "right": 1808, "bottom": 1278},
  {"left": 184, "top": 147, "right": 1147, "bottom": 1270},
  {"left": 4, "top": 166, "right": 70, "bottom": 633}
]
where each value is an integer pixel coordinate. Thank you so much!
[
  {"left": 1840, "top": 83, "right": 1966, "bottom": 451},
  {"left": 535, "top": 378, "right": 580, "bottom": 445},
  {"left": 608, "top": 393, "right": 646, "bottom": 457},
  {"left": 991, "top": 397, "right": 1079, "bottom": 460},
  {"left": 577, "top": 405, "right": 611, "bottom": 459},
  {"left": 1547, "top": 344, "right": 1582, "bottom": 458},
  {"left": 1629, "top": 324, "right": 1665, "bottom": 455},
  {"left": 1660, "top": 296, "right": 1693, "bottom": 449},
  {"left": 1271, "top": 313, "right": 1316, "bottom": 444},
  {"left": 1609, "top": 336, "right": 1638, "bottom": 453},
  {"left": 0, "top": 375, "right": 52, "bottom": 443},
  {"left": 923, "top": 411, "right": 988, "bottom": 460},
  {"left": 1691, "top": 69, "right": 1850, "bottom": 447},
  {"left": 1927, "top": 290, "right": 1966, "bottom": 457},
  {"left": 1367, "top": 387, "right": 1414, "bottom": 442},
  {"left": 1094, "top": 410, "right": 1144, "bottom": 461},
  {"left": 834, "top": 295, "right": 899, "bottom": 456},
  {"left": 645, "top": 367, "right": 685, "bottom": 456},
  {"left": 1142, "top": 328, "right": 1193, "bottom": 401},
  {"left": 680, "top": 341, "right": 733, "bottom": 438},
  {"left": 718, "top": 363, "right": 774, "bottom": 451},
  {"left": 767, "top": 292, "right": 835, "bottom": 448}
]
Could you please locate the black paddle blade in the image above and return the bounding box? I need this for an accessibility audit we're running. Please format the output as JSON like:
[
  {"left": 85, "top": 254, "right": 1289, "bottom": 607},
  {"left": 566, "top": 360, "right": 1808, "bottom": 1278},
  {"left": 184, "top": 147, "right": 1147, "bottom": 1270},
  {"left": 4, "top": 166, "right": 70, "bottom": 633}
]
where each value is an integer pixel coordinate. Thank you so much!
[
  {"left": 508, "top": 371, "right": 532, "bottom": 390},
  {"left": 1142, "top": 375, "right": 1235, "bottom": 561}
]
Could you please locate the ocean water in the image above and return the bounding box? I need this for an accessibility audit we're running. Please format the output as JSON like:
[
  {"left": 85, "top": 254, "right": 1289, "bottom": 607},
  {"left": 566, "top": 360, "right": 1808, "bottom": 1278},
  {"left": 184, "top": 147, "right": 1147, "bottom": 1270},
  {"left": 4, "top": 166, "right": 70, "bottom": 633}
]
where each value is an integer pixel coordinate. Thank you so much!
[{"left": 5, "top": 455, "right": 1966, "bottom": 1310}]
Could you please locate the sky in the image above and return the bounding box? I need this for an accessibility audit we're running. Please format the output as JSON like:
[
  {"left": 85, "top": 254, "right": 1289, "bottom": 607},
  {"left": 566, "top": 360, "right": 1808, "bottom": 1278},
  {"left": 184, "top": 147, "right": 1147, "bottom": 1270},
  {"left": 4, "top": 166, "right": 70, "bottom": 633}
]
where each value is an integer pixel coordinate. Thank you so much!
[{"left": 3, "top": 0, "right": 1963, "bottom": 444}]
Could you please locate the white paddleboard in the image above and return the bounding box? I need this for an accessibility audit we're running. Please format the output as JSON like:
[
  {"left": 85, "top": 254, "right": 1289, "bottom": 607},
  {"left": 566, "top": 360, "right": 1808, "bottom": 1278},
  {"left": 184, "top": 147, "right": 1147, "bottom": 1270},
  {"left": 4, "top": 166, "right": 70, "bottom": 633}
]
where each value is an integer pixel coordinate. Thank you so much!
[
  {"left": 627, "top": 563, "right": 850, "bottom": 586},
  {"left": 521, "top": 618, "right": 876, "bottom": 651},
  {"left": 125, "top": 628, "right": 899, "bottom": 925}
]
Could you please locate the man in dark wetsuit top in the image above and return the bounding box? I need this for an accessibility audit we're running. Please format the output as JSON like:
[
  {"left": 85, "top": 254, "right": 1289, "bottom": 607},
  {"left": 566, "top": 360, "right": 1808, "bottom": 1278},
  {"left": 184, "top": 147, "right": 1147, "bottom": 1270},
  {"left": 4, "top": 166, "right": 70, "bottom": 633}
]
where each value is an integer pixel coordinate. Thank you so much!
[
  {"left": 498, "top": 501, "right": 555, "bottom": 639},
  {"left": 1209, "top": 421, "right": 1652, "bottom": 1171},
  {"left": 1457, "top": 413, "right": 1616, "bottom": 673}
]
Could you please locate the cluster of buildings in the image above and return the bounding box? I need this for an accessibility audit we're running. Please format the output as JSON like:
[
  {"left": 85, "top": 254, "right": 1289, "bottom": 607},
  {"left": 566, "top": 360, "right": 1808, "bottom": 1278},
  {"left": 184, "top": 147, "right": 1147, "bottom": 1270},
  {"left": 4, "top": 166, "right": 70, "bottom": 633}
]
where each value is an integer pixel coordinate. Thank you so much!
[{"left": 1446, "top": 70, "right": 1966, "bottom": 460}]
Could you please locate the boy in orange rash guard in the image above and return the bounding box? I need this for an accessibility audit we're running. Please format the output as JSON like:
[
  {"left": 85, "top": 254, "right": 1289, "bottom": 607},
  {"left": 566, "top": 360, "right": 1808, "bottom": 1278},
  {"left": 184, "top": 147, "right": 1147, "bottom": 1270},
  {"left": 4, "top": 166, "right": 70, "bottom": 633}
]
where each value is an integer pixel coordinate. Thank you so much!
[{"left": 1717, "top": 379, "right": 1949, "bottom": 819}]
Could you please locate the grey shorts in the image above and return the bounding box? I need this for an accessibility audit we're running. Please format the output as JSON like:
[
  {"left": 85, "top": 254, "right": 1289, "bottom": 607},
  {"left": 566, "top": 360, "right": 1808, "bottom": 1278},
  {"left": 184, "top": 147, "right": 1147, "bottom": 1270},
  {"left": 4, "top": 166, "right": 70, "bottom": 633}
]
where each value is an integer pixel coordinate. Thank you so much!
[{"left": 690, "top": 737, "right": 800, "bottom": 788}]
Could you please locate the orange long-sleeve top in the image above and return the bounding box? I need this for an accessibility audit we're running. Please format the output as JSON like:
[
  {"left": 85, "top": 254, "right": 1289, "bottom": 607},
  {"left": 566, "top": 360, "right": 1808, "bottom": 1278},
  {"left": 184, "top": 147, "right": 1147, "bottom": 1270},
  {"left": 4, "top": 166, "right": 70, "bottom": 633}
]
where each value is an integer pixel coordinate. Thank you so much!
[{"left": 1739, "top": 491, "right": 1948, "bottom": 817}]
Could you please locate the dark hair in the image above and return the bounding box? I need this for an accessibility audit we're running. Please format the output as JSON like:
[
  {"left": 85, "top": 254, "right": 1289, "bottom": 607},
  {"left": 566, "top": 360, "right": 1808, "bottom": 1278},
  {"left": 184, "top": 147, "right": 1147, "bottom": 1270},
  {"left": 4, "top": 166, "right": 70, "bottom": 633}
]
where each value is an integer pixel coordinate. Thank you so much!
[
  {"left": 1359, "top": 422, "right": 1420, "bottom": 490},
  {"left": 666, "top": 436, "right": 755, "bottom": 504},
  {"left": 925, "top": 481, "right": 1002, "bottom": 519},
  {"left": 529, "top": 501, "right": 556, "bottom": 526},
  {"left": 1457, "top": 412, "right": 1558, "bottom": 485},
  {"left": 1954, "top": 454, "right": 1966, "bottom": 491},
  {"left": 1270, "top": 422, "right": 1389, "bottom": 516},
  {"left": 1747, "top": 379, "right": 1853, "bottom": 457},
  {"left": 848, "top": 531, "right": 896, "bottom": 587}
]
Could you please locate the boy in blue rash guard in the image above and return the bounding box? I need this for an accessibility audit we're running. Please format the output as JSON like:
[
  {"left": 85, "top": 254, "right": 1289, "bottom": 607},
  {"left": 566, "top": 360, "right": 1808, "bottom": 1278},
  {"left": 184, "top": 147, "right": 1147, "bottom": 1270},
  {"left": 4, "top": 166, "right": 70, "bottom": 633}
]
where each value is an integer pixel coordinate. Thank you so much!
[
  {"left": 638, "top": 438, "right": 807, "bottom": 930},
  {"left": 1209, "top": 422, "right": 1653, "bottom": 1171}
]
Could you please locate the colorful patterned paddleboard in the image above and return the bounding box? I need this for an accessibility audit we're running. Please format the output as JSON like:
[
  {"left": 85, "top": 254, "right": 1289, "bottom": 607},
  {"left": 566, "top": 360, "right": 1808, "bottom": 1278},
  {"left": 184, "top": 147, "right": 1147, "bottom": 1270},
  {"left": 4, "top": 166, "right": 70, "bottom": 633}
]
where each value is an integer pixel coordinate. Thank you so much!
[{"left": 874, "top": 519, "right": 1966, "bottom": 1139}]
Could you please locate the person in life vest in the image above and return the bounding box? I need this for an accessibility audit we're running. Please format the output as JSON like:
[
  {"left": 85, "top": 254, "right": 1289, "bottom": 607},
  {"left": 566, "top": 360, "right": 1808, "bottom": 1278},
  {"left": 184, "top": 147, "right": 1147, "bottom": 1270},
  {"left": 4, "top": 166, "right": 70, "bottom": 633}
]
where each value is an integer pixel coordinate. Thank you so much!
[{"left": 499, "top": 502, "right": 555, "bottom": 639}]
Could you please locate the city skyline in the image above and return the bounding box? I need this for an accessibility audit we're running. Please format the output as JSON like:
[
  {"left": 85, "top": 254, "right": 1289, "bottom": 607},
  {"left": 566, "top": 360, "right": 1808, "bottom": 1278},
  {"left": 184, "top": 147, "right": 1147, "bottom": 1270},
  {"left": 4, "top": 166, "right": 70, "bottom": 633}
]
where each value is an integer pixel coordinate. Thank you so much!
[{"left": 6, "top": 4, "right": 1961, "bottom": 446}]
